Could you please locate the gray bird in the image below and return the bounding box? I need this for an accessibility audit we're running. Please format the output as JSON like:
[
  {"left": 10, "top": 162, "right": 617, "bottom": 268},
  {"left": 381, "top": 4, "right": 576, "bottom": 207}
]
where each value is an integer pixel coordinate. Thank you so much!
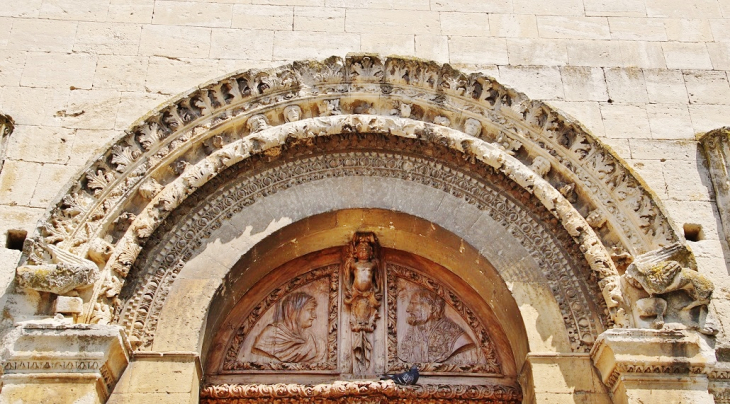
[{"left": 380, "top": 365, "right": 419, "bottom": 385}]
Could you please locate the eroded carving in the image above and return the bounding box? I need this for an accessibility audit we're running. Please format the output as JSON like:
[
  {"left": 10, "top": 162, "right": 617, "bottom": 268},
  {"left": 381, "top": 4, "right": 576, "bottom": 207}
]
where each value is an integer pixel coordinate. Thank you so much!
[
  {"left": 17, "top": 239, "right": 99, "bottom": 295},
  {"left": 283, "top": 105, "right": 302, "bottom": 122},
  {"left": 623, "top": 244, "right": 716, "bottom": 334}
]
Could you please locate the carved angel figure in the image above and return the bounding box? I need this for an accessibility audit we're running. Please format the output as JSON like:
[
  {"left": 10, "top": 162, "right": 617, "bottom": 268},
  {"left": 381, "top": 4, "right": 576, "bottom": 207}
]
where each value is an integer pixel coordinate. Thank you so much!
[
  {"left": 252, "top": 291, "right": 321, "bottom": 363},
  {"left": 399, "top": 288, "right": 478, "bottom": 364},
  {"left": 344, "top": 233, "right": 383, "bottom": 370}
]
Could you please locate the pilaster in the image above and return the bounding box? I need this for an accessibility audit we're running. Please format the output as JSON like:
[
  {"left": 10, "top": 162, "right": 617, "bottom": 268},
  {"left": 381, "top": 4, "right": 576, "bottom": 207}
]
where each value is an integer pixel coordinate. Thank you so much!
[
  {"left": 591, "top": 328, "right": 715, "bottom": 404},
  {"left": 0, "top": 322, "right": 131, "bottom": 403}
]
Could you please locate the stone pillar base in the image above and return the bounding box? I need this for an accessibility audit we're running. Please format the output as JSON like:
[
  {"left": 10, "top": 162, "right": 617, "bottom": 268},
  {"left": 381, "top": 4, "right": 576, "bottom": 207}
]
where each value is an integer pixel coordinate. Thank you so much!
[
  {"left": 591, "top": 328, "right": 715, "bottom": 404},
  {"left": 0, "top": 322, "right": 131, "bottom": 403}
]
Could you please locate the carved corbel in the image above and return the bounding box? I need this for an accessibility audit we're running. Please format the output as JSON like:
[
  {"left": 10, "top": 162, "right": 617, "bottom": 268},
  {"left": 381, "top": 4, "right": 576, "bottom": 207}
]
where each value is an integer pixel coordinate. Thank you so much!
[
  {"left": 16, "top": 238, "right": 101, "bottom": 295},
  {"left": 621, "top": 243, "right": 716, "bottom": 334}
]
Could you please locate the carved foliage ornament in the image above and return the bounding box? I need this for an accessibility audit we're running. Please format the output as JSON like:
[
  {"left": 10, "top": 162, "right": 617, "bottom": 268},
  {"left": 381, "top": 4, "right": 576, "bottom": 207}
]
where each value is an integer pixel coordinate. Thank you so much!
[
  {"left": 128, "top": 135, "right": 605, "bottom": 354},
  {"left": 17, "top": 55, "right": 683, "bottom": 344},
  {"left": 200, "top": 381, "right": 522, "bottom": 403}
]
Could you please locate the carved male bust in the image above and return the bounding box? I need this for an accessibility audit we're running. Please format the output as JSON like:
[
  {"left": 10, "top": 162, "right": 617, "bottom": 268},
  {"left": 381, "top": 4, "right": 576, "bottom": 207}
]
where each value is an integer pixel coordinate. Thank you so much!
[{"left": 399, "top": 288, "right": 478, "bottom": 364}]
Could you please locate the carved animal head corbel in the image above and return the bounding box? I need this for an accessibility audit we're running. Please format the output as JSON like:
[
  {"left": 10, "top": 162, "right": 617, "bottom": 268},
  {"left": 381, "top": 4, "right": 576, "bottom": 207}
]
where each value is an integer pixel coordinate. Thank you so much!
[{"left": 16, "top": 240, "right": 100, "bottom": 295}]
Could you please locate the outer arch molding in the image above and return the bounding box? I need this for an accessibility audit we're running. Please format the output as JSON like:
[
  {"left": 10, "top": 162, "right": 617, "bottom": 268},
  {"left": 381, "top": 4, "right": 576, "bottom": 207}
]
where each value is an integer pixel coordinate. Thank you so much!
[{"left": 15, "top": 54, "right": 687, "bottom": 343}]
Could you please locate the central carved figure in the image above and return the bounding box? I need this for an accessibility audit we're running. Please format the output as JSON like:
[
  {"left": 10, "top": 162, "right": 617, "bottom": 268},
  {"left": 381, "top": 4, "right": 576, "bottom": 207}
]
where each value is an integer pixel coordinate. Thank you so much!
[
  {"left": 400, "top": 289, "right": 478, "bottom": 364},
  {"left": 252, "top": 291, "right": 320, "bottom": 363},
  {"left": 344, "top": 233, "right": 382, "bottom": 372}
]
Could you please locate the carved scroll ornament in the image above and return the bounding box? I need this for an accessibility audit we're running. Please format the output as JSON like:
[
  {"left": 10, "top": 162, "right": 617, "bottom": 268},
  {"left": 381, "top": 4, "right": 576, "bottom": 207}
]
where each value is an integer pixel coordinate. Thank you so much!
[
  {"left": 16, "top": 55, "right": 687, "bottom": 349},
  {"left": 201, "top": 381, "right": 522, "bottom": 403}
]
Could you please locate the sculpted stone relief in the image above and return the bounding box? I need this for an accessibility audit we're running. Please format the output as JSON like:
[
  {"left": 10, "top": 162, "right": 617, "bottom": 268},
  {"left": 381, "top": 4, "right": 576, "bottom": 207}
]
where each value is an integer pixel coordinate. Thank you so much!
[
  {"left": 213, "top": 240, "right": 504, "bottom": 386},
  {"left": 13, "top": 55, "right": 695, "bottom": 353},
  {"left": 619, "top": 243, "right": 717, "bottom": 335},
  {"left": 223, "top": 265, "right": 338, "bottom": 371},
  {"left": 343, "top": 233, "right": 383, "bottom": 372},
  {"left": 388, "top": 264, "right": 499, "bottom": 373},
  {"left": 130, "top": 136, "right": 606, "bottom": 354}
]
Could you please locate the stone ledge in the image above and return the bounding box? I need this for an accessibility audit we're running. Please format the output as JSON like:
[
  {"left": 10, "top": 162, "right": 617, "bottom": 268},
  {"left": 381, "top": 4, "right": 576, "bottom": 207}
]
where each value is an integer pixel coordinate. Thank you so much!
[
  {"left": 201, "top": 380, "right": 522, "bottom": 403},
  {"left": 0, "top": 322, "right": 132, "bottom": 400}
]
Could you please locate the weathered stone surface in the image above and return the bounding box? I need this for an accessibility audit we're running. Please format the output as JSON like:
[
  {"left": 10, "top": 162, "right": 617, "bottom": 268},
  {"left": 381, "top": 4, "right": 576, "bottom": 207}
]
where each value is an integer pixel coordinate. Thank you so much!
[{"left": 0, "top": 0, "right": 729, "bottom": 401}]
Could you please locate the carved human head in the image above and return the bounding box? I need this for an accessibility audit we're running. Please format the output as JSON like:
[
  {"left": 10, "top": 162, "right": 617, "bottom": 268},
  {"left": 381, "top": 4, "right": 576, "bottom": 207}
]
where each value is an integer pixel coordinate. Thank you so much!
[
  {"left": 355, "top": 240, "right": 373, "bottom": 261},
  {"left": 464, "top": 118, "right": 482, "bottom": 137},
  {"left": 433, "top": 116, "right": 450, "bottom": 127},
  {"left": 247, "top": 114, "right": 269, "bottom": 133},
  {"left": 399, "top": 102, "right": 412, "bottom": 118},
  {"left": 284, "top": 105, "right": 302, "bottom": 122},
  {"left": 530, "top": 156, "right": 551, "bottom": 178},
  {"left": 275, "top": 291, "right": 317, "bottom": 330},
  {"left": 406, "top": 289, "right": 446, "bottom": 326}
]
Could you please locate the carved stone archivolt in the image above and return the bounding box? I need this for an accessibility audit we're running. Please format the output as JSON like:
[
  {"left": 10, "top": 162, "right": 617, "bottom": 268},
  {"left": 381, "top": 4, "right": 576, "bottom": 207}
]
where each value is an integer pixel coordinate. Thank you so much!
[
  {"left": 127, "top": 136, "right": 606, "bottom": 353},
  {"left": 13, "top": 54, "right": 692, "bottom": 351}
]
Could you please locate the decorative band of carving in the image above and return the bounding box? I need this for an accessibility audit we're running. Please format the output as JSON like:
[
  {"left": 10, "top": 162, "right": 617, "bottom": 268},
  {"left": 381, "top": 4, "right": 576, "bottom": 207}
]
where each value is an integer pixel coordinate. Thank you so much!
[
  {"left": 2, "top": 360, "right": 117, "bottom": 394},
  {"left": 123, "top": 135, "right": 606, "bottom": 353},
  {"left": 200, "top": 381, "right": 522, "bottom": 403},
  {"left": 18, "top": 56, "right": 682, "bottom": 336},
  {"left": 605, "top": 363, "right": 706, "bottom": 389}
]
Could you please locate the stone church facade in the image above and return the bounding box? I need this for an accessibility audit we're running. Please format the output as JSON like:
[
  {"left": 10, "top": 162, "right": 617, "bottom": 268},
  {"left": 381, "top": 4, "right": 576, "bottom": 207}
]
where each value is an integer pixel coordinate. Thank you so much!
[{"left": 1, "top": 1, "right": 730, "bottom": 403}]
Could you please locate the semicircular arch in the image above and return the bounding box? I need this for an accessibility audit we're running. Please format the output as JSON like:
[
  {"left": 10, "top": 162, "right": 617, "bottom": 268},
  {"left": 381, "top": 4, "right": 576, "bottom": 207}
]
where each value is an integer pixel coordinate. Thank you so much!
[{"left": 15, "top": 54, "right": 690, "bottom": 352}]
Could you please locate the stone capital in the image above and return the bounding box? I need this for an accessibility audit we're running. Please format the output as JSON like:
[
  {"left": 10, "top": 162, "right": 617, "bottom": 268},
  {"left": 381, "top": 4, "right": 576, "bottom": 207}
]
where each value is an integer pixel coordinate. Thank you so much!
[
  {"left": 0, "top": 322, "right": 132, "bottom": 403},
  {"left": 591, "top": 328, "right": 715, "bottom": 403}
]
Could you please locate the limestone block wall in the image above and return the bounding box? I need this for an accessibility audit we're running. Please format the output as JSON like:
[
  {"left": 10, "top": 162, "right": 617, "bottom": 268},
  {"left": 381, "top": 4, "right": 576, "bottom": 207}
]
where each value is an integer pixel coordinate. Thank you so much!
[{"left": 0, "top": 0, "right": 729, "bottom": 379}]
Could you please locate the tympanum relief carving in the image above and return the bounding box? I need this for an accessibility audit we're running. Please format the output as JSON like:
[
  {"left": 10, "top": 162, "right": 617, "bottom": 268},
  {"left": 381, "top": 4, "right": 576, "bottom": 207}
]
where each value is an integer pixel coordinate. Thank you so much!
[
  {"left": 217, "top": 240, "right": 504, "bottom": 381},
  {"left": 223, "top": 265, "right": 338, "bottom": 371}
]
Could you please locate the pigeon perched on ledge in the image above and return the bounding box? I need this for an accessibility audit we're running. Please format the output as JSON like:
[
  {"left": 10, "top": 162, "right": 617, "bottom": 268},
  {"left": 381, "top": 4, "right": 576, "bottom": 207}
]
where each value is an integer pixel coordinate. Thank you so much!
[{"left": 380, "top": 365, "right": 419, "bottom": 385}]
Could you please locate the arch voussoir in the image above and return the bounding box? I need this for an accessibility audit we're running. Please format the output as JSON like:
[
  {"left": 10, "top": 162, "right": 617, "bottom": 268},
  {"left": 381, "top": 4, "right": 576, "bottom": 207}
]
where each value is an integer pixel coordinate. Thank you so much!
[{"left": 14, "top": 54, "right": 687, "bottom": 350}]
